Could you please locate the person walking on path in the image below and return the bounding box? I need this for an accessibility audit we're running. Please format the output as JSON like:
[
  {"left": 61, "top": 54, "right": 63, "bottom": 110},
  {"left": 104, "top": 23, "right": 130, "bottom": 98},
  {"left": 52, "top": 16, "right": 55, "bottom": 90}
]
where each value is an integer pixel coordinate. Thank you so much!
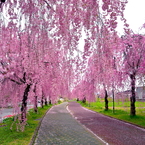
[
  {"left": 33, "top": 102, "right": 106, "bottom": 145},
  {"left": 68, "top": 102, "right": 145, "bottom": 145}
]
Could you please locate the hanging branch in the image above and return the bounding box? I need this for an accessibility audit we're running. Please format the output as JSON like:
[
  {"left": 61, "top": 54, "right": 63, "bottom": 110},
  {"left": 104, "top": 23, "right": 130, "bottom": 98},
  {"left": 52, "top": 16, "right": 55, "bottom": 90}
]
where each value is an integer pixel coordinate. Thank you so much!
[
  {"left": 9, "top": 78, "right": 22, "bottom": 85},
  {"left": 0, "top": 0, "right": 6, "bottom": 8},
  {"left": 23, "top": 72, "right": 26, "bottom": 83},
  {"left": 43, "top": 0, "right": 53, "bottom": 10}
]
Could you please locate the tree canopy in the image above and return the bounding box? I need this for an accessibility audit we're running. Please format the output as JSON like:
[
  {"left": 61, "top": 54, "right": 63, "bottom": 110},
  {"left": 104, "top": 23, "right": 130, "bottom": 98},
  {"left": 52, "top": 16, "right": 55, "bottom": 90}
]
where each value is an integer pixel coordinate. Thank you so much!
[{"left": 0, "top": 0, "right": 145, "bottom": 123}]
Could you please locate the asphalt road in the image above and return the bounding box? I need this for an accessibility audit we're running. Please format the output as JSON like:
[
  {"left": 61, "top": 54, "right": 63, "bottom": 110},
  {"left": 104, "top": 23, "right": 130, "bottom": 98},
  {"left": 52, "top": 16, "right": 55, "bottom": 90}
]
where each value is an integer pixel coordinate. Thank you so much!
[
  {"left": 0, "top": 108, "right": 14, "bottom": 122},
  {"left": 0, "top": 104, "right": 34, "bottom": 122},
  {"left": 68, "top": 102, "right": 145, "bottom": 145}
]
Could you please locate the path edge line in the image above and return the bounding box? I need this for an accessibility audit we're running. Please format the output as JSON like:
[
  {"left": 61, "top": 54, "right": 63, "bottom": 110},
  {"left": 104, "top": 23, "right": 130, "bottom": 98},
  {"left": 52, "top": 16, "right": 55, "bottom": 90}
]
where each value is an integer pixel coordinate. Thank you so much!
[{"left": 66, "top": 105, "right": 109, "bottom": 145}]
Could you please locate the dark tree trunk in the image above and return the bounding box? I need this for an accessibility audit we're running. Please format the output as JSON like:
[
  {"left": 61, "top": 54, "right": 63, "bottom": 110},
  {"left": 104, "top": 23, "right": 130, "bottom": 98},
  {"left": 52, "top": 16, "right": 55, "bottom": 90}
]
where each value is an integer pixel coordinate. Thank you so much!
[
  {"left": 130, "top": 73, "right": 136, "bottom": 116},
  {"left": 49, "top": 96, "right": 51, "bottom": 105},
  {"left": 49, "top": 99, "right": 51, "bottom": 105},
  {"left": 34, "top": 96, "right": 38, "bottom": 113},
  {"left": 76, "top": 98, "right": 79, "bottom": 101},
  {"left": 33, "top": 83, "right": 38, "bottom": 113},
  {"left": 44, "top": 97, "right": 48, "bottom": 106},
  {"left": 105, "top": 89, "right": 108, "bottom": 110},
  {"left": 82, "top": 97, "right": 86, "bottom": 103},
  {"left": 112, "top": 88, "right": 115, "bottom": 113},
  {"left": 41, "top": 95, "right": 44, "bottom": 108},
  {"left": 21, "top": 84, "right": 31, "bottom": 123}
]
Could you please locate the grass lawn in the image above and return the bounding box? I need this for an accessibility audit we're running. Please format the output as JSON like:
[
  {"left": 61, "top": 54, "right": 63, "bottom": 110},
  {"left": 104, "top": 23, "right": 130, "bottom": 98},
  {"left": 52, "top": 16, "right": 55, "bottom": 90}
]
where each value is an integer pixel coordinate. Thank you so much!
[
  {"left": 78, "top": 99, "right": 145, "bottom": 128},
  {"left": 0, "top": 105, "right": 52, "bottom": 145}
]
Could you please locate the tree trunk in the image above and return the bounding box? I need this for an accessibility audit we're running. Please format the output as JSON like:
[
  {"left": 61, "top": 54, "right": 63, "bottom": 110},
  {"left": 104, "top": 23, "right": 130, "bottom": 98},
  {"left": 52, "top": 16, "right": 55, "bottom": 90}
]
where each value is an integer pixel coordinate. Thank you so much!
[
  {"left": 21, "top": 84, "right": 31, "bottom": 123},
  {"left": 112, "top": 88, "right": 115, "bottom": 113},
  {"left": 34, "top": 96, "right": 38, "bottom": 113},
  {"left": 105, "top": 89, "right": 108, "bottom": 110},
  {"left": 44, "top": 97, "right": 48, "bottom": 106},
  {"left": 130, "top": 73, "right": 136, "bottom": 116},
  {"left": 82, "top": 97, "right": 86, "bottom": 103},
  {"left": 41, "top": 95, "right": 44, "bottom": 108},
  {"left": 49, "top": 96, "right": 51, "bottom": 105},
  {"left": 49, "top": 99, "right": 51, "bottom": 105}
]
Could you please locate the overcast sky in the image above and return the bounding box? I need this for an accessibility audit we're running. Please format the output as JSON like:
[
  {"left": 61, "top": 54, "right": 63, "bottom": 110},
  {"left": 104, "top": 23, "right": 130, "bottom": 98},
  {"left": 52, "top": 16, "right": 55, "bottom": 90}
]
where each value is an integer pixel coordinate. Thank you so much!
[{"left": 117, "top": 0, "right": 145, "bottom": 34}]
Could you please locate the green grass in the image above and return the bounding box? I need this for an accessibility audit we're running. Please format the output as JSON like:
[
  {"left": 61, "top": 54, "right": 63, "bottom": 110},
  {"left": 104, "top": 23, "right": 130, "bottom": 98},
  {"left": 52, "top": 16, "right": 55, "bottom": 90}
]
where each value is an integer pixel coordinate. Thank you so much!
[
  {"left": 0, "top": 105, "right": 52, "bottom": 145},
  {"left": 78, "top": 99, "right": 145, "bottom": 128}
]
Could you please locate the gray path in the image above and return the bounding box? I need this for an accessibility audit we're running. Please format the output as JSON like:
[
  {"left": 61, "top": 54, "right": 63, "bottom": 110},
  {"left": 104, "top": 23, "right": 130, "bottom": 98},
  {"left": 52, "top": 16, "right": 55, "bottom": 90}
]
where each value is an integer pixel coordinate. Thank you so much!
[{"left": 34, "top": 102, "right": 106, "bottom": 145}]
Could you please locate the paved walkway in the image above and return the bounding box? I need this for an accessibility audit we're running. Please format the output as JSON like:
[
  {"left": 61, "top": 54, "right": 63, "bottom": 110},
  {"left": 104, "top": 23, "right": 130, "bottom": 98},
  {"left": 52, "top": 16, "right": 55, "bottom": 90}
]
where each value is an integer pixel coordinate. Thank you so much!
[
  {"left": 34, "top": 102, "right": 106, "bottom": 145},
  {"left": 34, "top": 102, "right": 145, "bottom": 145},
  {"left": 68, "top": 102, "right": 145, "bottom": 145}
]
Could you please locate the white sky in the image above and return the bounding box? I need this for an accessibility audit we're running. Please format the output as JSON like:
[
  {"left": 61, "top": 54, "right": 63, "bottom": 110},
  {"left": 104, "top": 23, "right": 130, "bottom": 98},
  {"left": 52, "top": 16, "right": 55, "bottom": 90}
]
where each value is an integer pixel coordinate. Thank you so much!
[
  {"left": 1, "top": 0, "right": 145, "bottom": 37},
  {"left": 117, "top": 0, "right": 145, "bottom": 34}
]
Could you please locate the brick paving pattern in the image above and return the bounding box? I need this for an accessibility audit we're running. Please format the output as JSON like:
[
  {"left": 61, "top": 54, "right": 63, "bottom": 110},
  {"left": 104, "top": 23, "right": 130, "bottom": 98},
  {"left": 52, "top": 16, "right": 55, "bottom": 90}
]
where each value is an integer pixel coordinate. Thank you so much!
[
  {"left": 34, "top": 102, "right": 106, "bottom": 145},
  {"left": 68, "top": 102, "right": 145, "bottom": 145}
]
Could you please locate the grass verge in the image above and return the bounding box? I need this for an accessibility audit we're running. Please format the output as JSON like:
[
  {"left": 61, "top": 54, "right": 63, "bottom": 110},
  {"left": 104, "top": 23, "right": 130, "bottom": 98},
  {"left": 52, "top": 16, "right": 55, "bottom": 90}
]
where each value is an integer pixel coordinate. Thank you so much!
[
  {"left": 0, "top": 105, "right": 52, "bottom": 145},
  {"left": 78, "top": 100, "right": 145, "bottom": 128}
]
